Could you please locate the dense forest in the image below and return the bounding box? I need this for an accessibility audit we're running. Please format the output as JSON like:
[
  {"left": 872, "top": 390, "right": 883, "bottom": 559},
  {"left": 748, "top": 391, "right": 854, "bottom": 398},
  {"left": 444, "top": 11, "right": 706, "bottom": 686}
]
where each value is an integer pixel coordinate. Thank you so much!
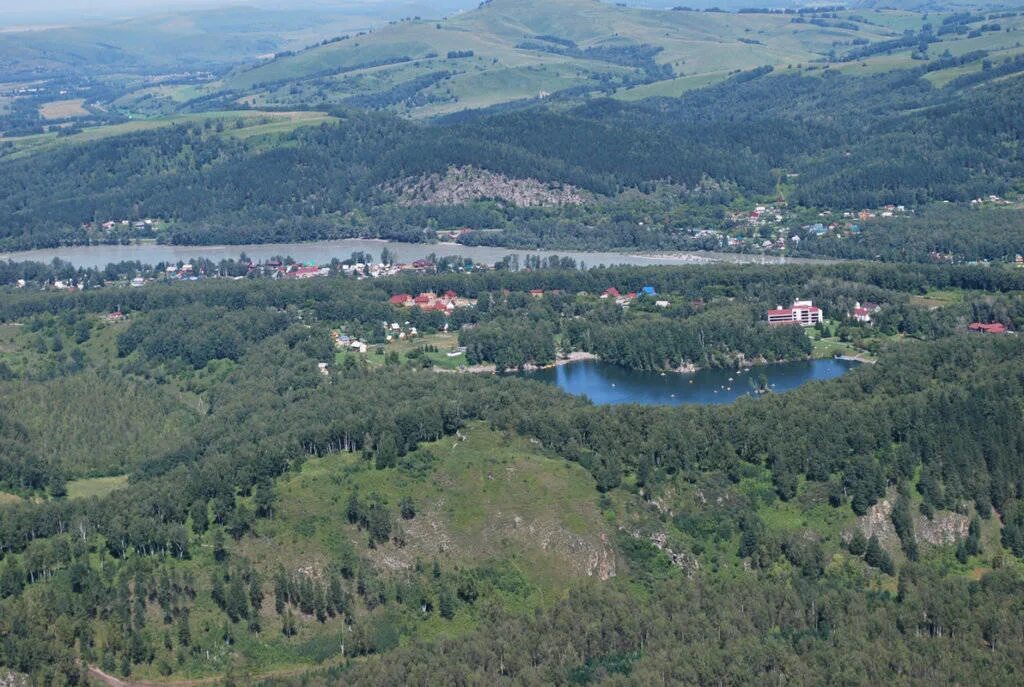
[
  {"left": 2, "top": 262, "right": 1024, "bottom": 684},
  {"left": 0, "top": 64, "right": 1021, "bottom": 256}
]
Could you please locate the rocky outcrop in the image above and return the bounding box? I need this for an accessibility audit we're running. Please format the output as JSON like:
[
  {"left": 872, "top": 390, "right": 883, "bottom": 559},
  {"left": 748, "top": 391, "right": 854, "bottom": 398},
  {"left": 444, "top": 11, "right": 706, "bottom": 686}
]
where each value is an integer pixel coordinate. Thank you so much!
[
  {"left": 847, "top": 496, "right": 969, "bottom": 550},
  {"left": 625, "top": 528, "right": 700, "bottom": 578},
  {"left": 372, "top": 499, "right": 616, "bottom": 580},
  {"left": 505, "top": 514, "right": 617, "bottom": 580},
  {"left": 0, "top": 672, "right": 29, "bottom": 687},
  {"left": 915, "top": 511, "right": 969, "bottom": 546},
  {"left": 855, "top": 498, "right": 899, "bottom": 548},
  {"left": 386, "top": 165, "right": 588, "bottom": 208}
]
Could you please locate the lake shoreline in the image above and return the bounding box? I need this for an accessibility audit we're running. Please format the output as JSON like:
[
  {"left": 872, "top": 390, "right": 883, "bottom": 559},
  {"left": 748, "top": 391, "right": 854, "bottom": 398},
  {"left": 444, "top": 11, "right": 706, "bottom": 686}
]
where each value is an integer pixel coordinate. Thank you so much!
[{"left": 520, "top": 357, "right": 860, "bottom": 406}]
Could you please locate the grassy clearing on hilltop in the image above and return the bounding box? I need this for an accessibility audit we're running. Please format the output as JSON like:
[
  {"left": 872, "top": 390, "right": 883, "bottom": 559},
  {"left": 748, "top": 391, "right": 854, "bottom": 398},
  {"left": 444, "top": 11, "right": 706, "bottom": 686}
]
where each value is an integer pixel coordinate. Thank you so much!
[
  {"left": 248, "top": 423, "right": 612, "bottom": 601},
  {"left": 38, "top": 98, "right": 89, "bottom": 120},
  {"left": 66, "top": 475, "right": 128, "bottom": 499}
]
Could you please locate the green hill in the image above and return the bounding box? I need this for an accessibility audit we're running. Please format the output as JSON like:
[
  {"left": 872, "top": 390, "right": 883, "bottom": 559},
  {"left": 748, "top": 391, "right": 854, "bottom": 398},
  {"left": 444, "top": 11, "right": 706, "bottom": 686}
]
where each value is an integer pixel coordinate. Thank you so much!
[
  {"left": 218, "top": 0, "right": 910, "bottom": 117},
  {"left": 204, "top": 0, "right": 1024, "bottom": 118},
  {"left": 249, "top": 424, "right": 615, "bottom": 600}
]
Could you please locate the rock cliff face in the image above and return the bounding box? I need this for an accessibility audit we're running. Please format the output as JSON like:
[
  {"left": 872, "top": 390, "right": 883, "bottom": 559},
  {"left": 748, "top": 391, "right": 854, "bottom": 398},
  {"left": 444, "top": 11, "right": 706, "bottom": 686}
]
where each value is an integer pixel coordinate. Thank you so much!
[
  {"left": 849, "top": 496, "right": 969, "bottom": 550},
  {"left": 389, "top": 503, "right": 617, "bottom": 579},
  {"left": 856, "top": 498, "right": 899, "bottom": 548},
  {"left": 915, "top": 510, "right": 969, "bottom": 546},
  {"left": 386, "top": 165, "right": 588, "bottom": 208}
]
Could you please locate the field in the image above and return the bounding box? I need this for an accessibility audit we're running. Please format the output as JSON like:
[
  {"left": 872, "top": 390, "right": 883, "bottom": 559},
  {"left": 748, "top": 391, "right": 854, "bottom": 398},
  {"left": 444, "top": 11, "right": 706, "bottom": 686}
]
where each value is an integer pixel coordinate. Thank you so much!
[
  {"left": 910, "top": 288, "right": 969, "bottom": 309},
  {"left": 38, "top": 98, "right": 89, "bottom": 120},
  {"left": 806, "top": 324, "right": 881, "bottom": 361},
  {"left": 66, "top": 475, "right": 128, "bottom": 499},
  {"left": 614, "top": 70, "right": 731, "bottom": 101},
  {"left": 336, "top": 331, "right": 470, "bottom": 370},
  {"left": 0, "top": 109, "right": 336, "bottom": 157}
]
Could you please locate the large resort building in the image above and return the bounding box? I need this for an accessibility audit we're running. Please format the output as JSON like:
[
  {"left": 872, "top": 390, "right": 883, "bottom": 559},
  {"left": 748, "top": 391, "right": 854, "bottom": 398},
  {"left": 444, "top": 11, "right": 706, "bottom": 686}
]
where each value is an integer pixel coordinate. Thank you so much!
[{"left": 767, "top": 300, "right": 824, "bottom": 327}]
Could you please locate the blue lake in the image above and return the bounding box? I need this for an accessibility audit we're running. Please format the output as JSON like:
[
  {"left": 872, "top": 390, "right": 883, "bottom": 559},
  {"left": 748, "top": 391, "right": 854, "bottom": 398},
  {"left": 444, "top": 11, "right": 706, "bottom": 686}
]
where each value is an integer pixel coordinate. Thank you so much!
[{"left": 521, "top": 358, "right": 860, "bottom": 406}]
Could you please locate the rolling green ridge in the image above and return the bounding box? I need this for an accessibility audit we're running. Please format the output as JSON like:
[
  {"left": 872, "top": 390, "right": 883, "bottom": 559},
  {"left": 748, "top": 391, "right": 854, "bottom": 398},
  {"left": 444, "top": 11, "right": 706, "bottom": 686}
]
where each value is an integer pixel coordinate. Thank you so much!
[
  {"left": 208, "top": 0, "right": 1024, "bottom": 117},
  {"left": 0, "top": 60, "right": 1020, "bottom": 259},
  {"left": 6, "top": 0, "right": 1024, "bottom": 133}
]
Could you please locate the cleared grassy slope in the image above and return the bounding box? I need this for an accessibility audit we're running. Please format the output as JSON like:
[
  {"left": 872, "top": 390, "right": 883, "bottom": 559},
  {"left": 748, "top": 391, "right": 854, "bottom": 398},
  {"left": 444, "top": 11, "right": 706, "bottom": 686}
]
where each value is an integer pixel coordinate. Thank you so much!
[
  {"left": 222, "top": 0, "right": 910, "bottom": 117},
  {"left": 245, "top": 423, "right": 614, "bottom": 599}
]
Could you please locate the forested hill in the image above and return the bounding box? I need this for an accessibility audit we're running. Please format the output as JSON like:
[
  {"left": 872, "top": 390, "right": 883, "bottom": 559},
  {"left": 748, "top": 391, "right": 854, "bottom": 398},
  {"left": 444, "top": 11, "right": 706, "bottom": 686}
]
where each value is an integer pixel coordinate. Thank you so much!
[
  {"left": 0, "top": 64, "right": 1021, "bottom": 254},
  {"left": 4, "top": 263, "right": 1024, "bottom": 683}
]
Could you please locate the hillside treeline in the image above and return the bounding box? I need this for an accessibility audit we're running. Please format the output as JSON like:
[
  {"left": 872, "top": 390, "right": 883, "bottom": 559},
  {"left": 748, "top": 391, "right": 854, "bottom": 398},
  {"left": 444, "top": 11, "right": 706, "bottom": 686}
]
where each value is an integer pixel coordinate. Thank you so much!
[{"left": 0, "top": 67, "right": 1021, "bottom": 253}]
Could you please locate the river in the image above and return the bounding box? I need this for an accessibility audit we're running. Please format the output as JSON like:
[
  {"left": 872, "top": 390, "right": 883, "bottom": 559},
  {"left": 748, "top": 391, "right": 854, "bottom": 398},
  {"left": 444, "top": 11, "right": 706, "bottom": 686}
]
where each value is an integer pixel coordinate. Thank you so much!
[
  {"left": 520, "top": 359, "right": 859, "bottom": 406},
  {"left": 0, "top": 238, "right": 816, "bottom": 270}
]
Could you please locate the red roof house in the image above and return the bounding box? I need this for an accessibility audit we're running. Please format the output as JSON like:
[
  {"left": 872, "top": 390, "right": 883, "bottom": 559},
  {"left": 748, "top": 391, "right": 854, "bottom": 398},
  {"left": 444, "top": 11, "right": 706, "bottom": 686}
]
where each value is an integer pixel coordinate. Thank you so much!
[
  {"left": 390, "top": 294, "right": 412, "bottom": 306},
  {"left": 601, "top": 287, "right": 621, "bottom": 299},
  {"left": 968, "top": 322, "right": 1008, "bottom": 334},
  {"left": 768, "top": 300, "right": 823, "bottom": 326}
]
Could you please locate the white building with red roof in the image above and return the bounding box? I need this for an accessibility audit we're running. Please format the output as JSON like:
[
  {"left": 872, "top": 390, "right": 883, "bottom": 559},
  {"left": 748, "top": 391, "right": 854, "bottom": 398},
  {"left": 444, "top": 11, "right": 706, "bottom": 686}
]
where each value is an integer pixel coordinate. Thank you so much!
[
  {"left": 851, "top": 302, "right": 872, "bottom": 323},
  {"left": 767, "top": 300, "right": 823, "bottom": 326}
]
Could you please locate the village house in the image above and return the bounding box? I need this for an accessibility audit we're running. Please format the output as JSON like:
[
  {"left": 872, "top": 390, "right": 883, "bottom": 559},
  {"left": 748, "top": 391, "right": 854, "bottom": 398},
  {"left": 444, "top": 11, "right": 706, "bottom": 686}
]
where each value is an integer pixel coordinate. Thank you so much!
[
  {"left": 332, "top": 330, "right": 369, "bottom": 352},
  {"left": 398, "top": 290, "right": 474, "bottom": 313},
  {"left": 767, "top": 300, "right": 824, "bottom": 326},
  {"left": 968, "top": 322, "right": 1009, "bottom": 334},
  {"left": 851, "top": 302, "right": 872, "bottom": 323},
  {"left": 389, "top": 294, "right": 413, "bottom": 306}
]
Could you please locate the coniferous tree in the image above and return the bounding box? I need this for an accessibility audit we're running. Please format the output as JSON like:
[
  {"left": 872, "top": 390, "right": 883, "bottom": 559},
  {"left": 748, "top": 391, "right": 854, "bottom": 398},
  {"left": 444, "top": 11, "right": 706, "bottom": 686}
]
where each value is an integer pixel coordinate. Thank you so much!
[
  {"left": 864, "top": 536, "right": 895, "bottom": 574},
  {"left": 847, "top": 530, "right": 867, "bottom": 557}
]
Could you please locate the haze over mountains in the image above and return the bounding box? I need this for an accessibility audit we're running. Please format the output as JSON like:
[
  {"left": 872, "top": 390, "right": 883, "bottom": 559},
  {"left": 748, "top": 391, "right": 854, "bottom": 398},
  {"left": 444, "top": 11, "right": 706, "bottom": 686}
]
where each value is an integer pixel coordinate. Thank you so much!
[{"left": 0, "top": 0, "right": 478, "bottom": 27}]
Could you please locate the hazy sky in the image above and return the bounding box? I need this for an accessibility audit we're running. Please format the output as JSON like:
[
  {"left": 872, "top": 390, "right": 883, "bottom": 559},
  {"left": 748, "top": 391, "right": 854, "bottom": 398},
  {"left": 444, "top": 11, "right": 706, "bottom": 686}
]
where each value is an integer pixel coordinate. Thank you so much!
[{"left": 0, "top": 0, "right": 469, "bottom": 26}]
